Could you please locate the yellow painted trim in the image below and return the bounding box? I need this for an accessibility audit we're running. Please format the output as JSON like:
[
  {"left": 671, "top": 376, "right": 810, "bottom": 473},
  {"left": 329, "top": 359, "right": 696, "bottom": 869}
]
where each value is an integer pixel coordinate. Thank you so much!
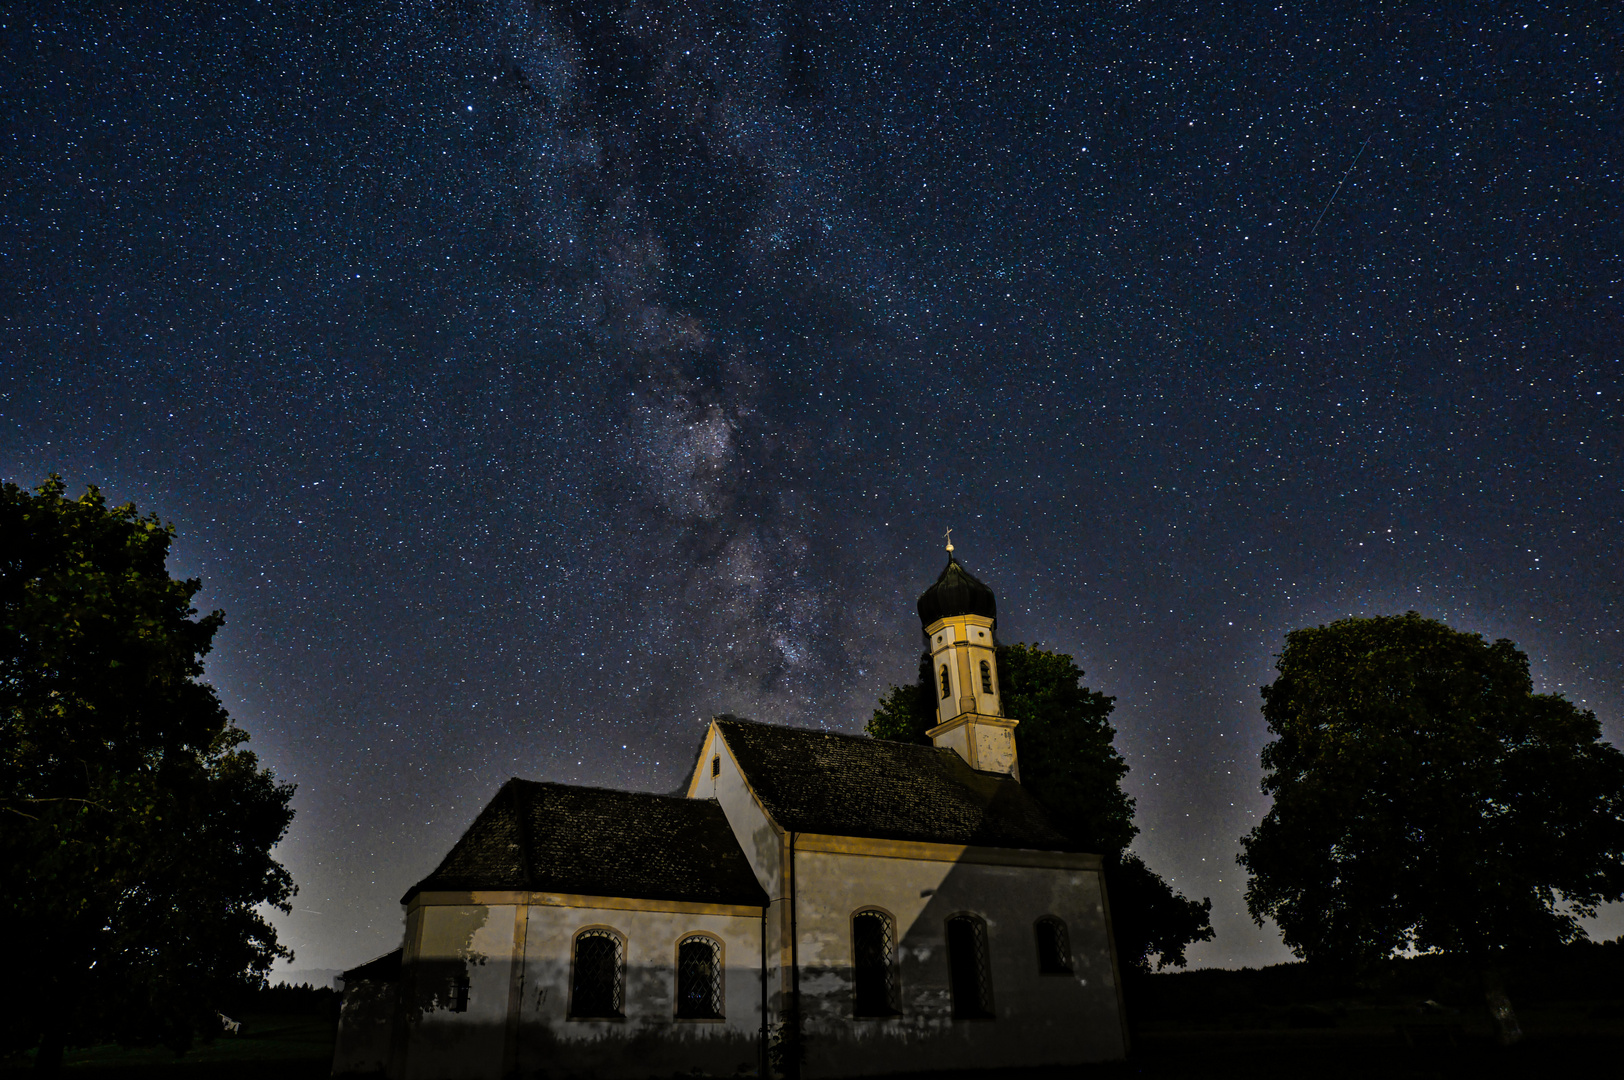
[
  {"left": 791, "top": 833, "right": 1102, "bottom": 869},
  {"left": 926, "top": 713, "right": 1017, "bottom": 739},
  {"left": 406, "top": 890, "right": 765, "bottom": 918},
  {"left": 923, "top": 614, "right": 995, "bottom": 636},
  {"left": 682, "top": 723, "right": 720, "bottom": 799},
  {"left": 686, "top": 722, "right": 792, "bottom": 880}
]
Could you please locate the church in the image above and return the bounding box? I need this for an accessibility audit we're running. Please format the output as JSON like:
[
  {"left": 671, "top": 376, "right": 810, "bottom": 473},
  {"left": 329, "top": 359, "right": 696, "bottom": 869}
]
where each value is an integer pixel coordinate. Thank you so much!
[{"left": 331, "top": 551, "right": 1128, "bottom": 1078}]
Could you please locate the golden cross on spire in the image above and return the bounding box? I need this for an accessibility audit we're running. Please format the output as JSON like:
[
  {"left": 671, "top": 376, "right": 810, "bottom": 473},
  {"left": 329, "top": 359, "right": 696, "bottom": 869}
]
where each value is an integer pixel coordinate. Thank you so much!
[{"left": 944, "top": 527, "right": 954, "bottom": 554}]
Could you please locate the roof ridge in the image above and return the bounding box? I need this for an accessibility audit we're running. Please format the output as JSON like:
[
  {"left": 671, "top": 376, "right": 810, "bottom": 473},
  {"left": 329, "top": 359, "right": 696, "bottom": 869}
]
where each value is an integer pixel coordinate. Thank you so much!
[
  {"left": 508, "top": 777, "right": 705, "bottom": 802},
  {"left": 715, "top": 715, "right": 938, "bottom": 748}
]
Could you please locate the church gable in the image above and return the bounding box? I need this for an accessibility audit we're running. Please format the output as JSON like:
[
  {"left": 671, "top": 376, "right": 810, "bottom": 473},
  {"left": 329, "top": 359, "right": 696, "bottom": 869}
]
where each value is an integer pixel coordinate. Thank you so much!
[
  {"left": 403, "top": 779, "right": 768, "bottom": 908},
  {"left": 711, "top": 716, "right": 1079, "bottom": 852}
]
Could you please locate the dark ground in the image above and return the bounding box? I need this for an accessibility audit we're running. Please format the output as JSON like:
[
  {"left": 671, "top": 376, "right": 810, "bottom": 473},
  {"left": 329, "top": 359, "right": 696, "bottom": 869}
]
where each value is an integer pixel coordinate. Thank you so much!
[{"left": 7, "top": 945, "right": 1622, "bottom": 1077}]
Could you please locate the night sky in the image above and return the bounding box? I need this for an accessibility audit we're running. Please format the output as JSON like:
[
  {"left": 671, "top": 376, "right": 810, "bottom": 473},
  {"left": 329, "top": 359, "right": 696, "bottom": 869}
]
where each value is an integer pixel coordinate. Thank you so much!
[{"left": 5, "top": 2, "right": 1622, "bottom": 976}]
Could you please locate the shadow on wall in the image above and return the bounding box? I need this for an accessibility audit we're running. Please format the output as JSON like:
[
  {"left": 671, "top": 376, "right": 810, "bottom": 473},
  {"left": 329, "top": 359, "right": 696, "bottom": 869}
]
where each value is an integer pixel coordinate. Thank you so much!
[
  {"left": 333, "top": 950, "right": 401, "bottom": 1077},
  {"left": 407, "top": 904, "right": 491, "bottom": 1017},
  {"left": 790, "top": 857, "right": 1125, "bottom": 1075}
]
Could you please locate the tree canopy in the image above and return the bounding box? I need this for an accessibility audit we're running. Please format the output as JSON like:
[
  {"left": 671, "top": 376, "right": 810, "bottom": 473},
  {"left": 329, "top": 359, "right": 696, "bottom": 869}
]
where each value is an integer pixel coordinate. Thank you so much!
[
  {"left": 868, "top": 642, "right": 1212, "bottom": 974},
  {"left": 1, "top": 478, "right": 296, "bottom": 1073},
  {"left": 1239, "top": 612, "right": 1624, "bottom": 968}
]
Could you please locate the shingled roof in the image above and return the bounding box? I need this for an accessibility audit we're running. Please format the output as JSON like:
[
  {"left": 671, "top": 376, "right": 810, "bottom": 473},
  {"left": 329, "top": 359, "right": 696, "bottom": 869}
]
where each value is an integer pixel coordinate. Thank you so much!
[
  {"left": 402, "top": 781, "right": 768, "bottom": 907},
  {"left": 714, "top": 717, "right": 1081, "bottom": 852}
]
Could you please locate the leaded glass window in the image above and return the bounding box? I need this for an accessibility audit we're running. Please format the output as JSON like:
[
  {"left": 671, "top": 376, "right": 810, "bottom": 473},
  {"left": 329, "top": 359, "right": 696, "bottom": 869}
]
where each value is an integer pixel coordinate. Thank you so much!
[
  {"left": 571, "top": 928, "right": 624, "bottom": 1018},
  {"left": 676, "top": 935, "right": 723, "bottom": 1019},
  {"left": 946, "top": 914, "right": 993, "bottom": 1019},
  {"left": 852, "top": 910, "right": 899, "bottom": 1017},
  {"left": 1035, "top": 916, "right": 1072, "bottom": 974}
]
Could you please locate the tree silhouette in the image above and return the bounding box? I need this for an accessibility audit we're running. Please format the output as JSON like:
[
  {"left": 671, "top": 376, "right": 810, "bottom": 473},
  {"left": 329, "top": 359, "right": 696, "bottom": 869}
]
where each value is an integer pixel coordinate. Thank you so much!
[
  {"left": 1, "top": 478, "right": 295, "bottom": 1075},
  {"left": 1240, "top": 612, "right": 1624, "bottom": 1044}
]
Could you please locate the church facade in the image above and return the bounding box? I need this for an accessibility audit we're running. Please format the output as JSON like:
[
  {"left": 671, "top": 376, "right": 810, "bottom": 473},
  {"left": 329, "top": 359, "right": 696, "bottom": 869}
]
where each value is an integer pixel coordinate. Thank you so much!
[{"left": 332, "top": 554, "right": 1127, "bottom": 1078}]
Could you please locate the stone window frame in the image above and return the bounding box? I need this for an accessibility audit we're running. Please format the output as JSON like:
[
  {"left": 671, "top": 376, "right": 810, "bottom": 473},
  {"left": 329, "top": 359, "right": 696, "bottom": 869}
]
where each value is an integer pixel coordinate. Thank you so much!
[
  {"left": 944, "top": 912, "right": 996, "bottom": 1020},
  {"left": 850, "top": 906, "right": 902, "bottom": 1019},
  {"left": 1033, "top": 915, "right": 1074, "bottom": 975},
  {"left": 567, "top": 925, "right": 627, "bottom": 1021},
  {"left": 672, "top": 932, "right": 727, "bottom": 1022}
]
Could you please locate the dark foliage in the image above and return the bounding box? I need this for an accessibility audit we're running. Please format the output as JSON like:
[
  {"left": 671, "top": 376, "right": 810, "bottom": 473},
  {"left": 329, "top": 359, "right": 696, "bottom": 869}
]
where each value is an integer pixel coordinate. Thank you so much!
[
  {"left": 1240, "top": 613, "right": 1624, "bottom": 966},
  {"left": 866, "top": 652, "right": 937, "bottom": 744},
  {"left": 1134, "top": 936, "right": 1624, "bottom": 1027},
  {"left": 0, "top": 479, "right": 296, "bottom": 1074},
  {"left": 222, "top": 984, "right": 341, "bottom": 1021},
  {"left": 1109, "top": 851, "right": 1216, "bottom": 978},
  {"left": 867, "top": 641, "right": 1212, "bottom": 973}
]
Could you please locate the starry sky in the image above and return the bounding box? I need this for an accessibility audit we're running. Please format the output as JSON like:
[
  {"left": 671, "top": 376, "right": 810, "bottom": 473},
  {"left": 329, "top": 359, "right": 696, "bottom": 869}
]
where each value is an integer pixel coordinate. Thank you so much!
[{"left": 5, "top": 1, "right": 1622, "bottom": 975}]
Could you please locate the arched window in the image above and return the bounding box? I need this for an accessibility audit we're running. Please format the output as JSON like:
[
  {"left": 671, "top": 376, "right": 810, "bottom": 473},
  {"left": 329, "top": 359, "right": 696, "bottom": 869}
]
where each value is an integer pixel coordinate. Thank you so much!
[
  {"left": 852, "top": 909, "right": 899, "bottom": 1017},
  {"left": 939, "top": 665, "right": 951, "bottom": 698},
  {"left": 675, "top": 935, "right": 723, "bottom": 1019},
  {"left": 946, "top": 914, "right": 994, "bottom": 1019},
  {"left": 1035, "top": 916, "right": 1072, "bottom": 974},
  {"left": 570, "top": 928, "right": 625, "bottom": 1018},
  {"left": 980, "top": 659, "right": 993, "bottom": 694}
]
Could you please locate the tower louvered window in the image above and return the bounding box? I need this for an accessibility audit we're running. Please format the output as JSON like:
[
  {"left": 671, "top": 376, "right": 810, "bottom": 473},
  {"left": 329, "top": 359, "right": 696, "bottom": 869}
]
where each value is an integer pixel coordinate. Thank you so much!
[
  {"left": 940, "top": 665, "right": 951, "bottom": 698},
  {"left": 1035, "top": 916, "right": 1073, "bottom": 974},
  {"left": 852, "top": 910, "right": 899, "bottom": 1017},
  {"left": 980, "top": 659, "right": 993, "bottom": 694},
  {"left": 676, "top": 936, "right": 723, "bottom": 1019},
  {"left": 570, "top": 929, "right": 625, "bottom": 1018},
  {"left": 946, "top": 914, "right": 994, "bottom": 1019}
]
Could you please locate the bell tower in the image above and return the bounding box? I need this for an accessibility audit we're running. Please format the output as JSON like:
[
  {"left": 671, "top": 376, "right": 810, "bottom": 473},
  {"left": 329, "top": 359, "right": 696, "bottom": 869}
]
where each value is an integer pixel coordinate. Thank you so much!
[{"left": 916, "top": 535, "right": 1019, "bottom": 777}]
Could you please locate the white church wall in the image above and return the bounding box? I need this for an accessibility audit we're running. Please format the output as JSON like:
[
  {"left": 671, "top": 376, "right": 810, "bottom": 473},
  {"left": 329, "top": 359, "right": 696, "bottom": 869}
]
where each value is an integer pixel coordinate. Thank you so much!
[
  {"left": 397, "top": 902, "right": 517, "bottom": 1080},
  {"left": 788, "top": 840, "right": 1125, "bottom": 1076},
  {"left": 690, "top": 722, "right": 783, "bottom": 897},
  {"left": 692, "top": 723, "right": 792, "bottom": 1034},
  {"left": 512, "top": 897, "right": 764, "bottom": 1078},
  {"left": 931, "top": 721, "right": 971, "bottom": 765}
]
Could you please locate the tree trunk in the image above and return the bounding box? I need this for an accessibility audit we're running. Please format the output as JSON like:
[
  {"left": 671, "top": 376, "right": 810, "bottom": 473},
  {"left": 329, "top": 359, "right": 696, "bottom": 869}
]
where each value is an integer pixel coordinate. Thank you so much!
[
  {"left": 33, "top": 1023, "right": 63, "bottom": 1078},
  {"left": 1481, "top": 967, "right": 1523, "bottom": 1046}
]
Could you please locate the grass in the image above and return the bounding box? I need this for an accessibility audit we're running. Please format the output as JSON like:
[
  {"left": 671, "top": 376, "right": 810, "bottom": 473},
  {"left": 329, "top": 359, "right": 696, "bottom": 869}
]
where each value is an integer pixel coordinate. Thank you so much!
[
  {"left": 0, "top": 1013, "right": 335, "bottom": 1078},
  {"left": 7, "top": 951, "right": 1623, "bottom": 1078}
]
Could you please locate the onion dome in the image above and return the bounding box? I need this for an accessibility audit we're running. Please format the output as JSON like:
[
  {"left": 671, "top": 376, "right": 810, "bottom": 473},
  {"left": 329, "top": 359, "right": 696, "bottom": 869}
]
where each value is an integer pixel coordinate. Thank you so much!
[{"left": 917, "top": 553, "right": 998, "bottom": 629}]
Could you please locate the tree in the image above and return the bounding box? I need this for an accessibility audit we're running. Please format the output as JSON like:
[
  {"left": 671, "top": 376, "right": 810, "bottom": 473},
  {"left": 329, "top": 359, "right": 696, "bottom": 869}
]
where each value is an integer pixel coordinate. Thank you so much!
[
  {"left": 1238, "top": 612, "right": 1624, "bottom": 1043},
  {"left": 868, "top": 642, "right": 1213, "bottom": 974},
  {"left": 0, "top": 478, "right": 296, "bottom": 1075}
]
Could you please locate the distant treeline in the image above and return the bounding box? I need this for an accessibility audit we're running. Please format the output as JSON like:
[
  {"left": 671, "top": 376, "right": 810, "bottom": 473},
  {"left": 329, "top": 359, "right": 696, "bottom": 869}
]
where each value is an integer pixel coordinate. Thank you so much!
[
  {"left": 1131, "top": 937, "right": 1624, "bottom": 1025},
  {"left": 221, "top": 982, "right": 341, "bottom": 1020}
]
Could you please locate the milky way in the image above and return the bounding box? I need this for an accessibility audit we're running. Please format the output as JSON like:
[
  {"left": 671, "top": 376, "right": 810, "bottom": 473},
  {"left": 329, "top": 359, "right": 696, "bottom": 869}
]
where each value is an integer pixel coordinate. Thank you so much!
[{"left": 4, "top": 2, "right": 1621, "bottom": 973}]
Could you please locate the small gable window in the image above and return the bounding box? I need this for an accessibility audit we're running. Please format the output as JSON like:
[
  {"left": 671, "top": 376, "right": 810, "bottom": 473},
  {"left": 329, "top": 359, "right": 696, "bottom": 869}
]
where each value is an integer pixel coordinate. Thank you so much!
[
  {"left": 711, "top": 755, "right": 721, "bottom": 777},
  {"left": 1035, "top": 916, "right": 1073, "bottom": 974},
  {"left": 852, "top": 909, "right": 900, "bottom": 1017},
  {"left": 946, "top": 914, "right": 994, "bottom": 1019},
  {"left": 570, "top": 928, "right": 625, "bottom": 1018},
  {"left": 676, "top": 935, "right": 724, "bottom": 1019},
  {"left": 939, "top": 665, "right": 951, "bottom": 698},
  {"left": 980, "top": 660, "right": 993, "bottom": 694}
]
